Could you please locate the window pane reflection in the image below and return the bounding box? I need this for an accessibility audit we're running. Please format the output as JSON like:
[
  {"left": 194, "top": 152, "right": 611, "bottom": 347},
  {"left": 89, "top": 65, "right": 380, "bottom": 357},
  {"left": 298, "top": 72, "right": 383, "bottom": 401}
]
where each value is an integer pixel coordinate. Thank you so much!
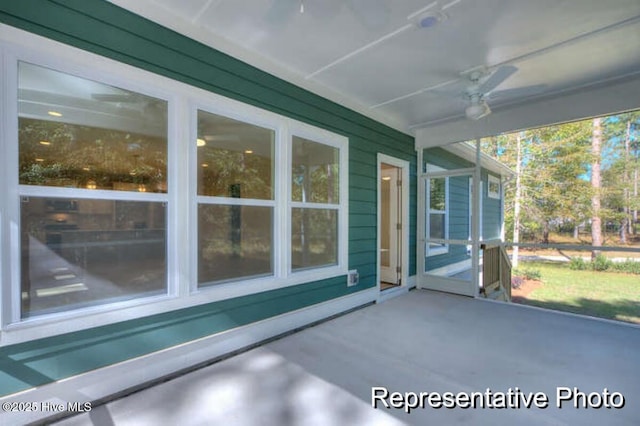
[
  {"left": 18, "top": 62, "right": 168, "bottom": 193},
  {"left": 198, "top": 204, "right": 273, "bottom": 285},
  {"left": 197, "top": 110, "right": 274, "bottom": 199},
  {"left": 430, "top": 214, "right": 445, "bottom": 239},
  {"left": 20, "top": 197, "right": 166, "bottom": 318},
  {"left": 429, "top": 178, "right": 445, "bottom": 211},
  {"left": 292, "top": 137, "right": 339, "bottom": 204},
  {"left": 291, "top": 208, "right": 338, "bottom": 270}
]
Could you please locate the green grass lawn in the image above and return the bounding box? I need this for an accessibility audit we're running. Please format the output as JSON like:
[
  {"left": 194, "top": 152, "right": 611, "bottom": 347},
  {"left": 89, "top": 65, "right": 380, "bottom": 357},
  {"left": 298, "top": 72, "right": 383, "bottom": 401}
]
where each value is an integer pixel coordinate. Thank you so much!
[{"left": 514, "top": 261, "right": 640, "bottom": 324}]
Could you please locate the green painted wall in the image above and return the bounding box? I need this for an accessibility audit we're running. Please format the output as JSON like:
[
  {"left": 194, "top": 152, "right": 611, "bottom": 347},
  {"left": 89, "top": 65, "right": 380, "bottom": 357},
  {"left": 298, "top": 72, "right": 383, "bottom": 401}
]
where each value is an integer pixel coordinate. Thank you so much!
[
  {"left": 0, "top": 1, "right": 416, "bottom": 396},
  {"left": 483, "top": 172, "right": 503, "bottom": 240}
]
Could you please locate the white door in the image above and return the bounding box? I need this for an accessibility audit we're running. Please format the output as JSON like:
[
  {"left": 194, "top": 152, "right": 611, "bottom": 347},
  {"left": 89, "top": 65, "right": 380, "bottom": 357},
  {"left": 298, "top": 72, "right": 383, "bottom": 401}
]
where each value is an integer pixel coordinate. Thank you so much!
[
  {"left": 380, "top": 164, "right": 400, "bottom": 284},
  {"left": 418, "top": 169, "right": 478, "bottom": 297},
  {"left": 377, "top": 154, "right": 409, "bottom": 291}
]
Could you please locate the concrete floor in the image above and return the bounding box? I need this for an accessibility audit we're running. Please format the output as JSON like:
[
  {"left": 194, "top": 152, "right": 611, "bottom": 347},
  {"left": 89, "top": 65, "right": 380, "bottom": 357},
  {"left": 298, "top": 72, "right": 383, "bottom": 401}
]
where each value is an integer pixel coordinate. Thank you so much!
[{"left": 56, "top": 290, "right": 639, "bottom": 426}]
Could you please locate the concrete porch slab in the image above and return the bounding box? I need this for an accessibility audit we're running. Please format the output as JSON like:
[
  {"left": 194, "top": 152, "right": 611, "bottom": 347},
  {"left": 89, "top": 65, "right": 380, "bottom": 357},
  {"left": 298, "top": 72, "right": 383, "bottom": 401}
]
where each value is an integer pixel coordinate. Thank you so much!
[{"left": 55, "top": 290, "right": 639, "bottom": 426}]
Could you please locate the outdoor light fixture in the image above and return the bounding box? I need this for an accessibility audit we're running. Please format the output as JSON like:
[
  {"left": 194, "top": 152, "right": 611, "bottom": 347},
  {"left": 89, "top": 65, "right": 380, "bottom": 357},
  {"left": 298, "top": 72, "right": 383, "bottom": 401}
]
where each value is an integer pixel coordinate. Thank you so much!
[
  {"left": 39, "top": 140, "right": 51, "bottom": 146},
  {"left": 465, "top": 95, "right": 491, "bottom": 120},
  {"left": 415, "top": 11, "right": 446, "bottom": 28},
  {"left": 408, "top": 2, "right": 448, "bottom": 28},
  {"left": 244, "top": 149, "right": 253, "bottom": 154},
  {"left": 47, "top": 111, "right": 62, "bottom": 117},
  {"left": 196, "top": 138, "right": 206, "bottom": 147}
]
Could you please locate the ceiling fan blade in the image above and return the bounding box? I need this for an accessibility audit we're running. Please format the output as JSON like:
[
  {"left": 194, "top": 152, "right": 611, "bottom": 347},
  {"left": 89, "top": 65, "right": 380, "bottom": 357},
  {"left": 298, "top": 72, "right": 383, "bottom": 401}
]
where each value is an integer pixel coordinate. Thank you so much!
[
  {"left": 486, "top": 84, "right": 547, "bottom": 100},
  {"left": 479, "top": 65, "right": 518, "bottom": 94}
]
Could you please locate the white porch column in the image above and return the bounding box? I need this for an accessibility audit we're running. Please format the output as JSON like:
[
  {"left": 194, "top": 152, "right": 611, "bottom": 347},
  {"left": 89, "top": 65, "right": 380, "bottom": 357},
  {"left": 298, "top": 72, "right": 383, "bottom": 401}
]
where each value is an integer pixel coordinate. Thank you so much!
[{"left": 471, "top": 138, "right": 481, "bottom": 297}]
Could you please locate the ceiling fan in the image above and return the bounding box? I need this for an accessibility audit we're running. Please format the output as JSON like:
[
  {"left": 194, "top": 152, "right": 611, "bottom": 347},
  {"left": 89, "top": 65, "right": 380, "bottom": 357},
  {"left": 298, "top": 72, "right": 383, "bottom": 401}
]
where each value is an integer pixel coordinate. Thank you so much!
[{"left": 458, "top": 65, "right": 545, "bottom": 120}]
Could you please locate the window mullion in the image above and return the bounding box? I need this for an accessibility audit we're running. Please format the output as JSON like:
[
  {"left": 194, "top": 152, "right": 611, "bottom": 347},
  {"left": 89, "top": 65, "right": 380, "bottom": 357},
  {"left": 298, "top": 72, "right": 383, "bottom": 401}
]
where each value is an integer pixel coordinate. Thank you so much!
[
  {"left": 172, "top": 96, "right": 190, "bottom": 298},
  {"left": 280, "top": 124, "right": 291, "bottom": 278}
]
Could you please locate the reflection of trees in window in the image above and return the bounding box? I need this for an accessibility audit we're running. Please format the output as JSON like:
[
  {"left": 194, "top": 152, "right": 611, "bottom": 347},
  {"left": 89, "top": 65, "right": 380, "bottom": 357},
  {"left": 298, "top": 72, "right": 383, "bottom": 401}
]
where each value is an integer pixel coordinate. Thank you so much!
[
  {"left": 19, "top": 118, "right": 167, "bottom": 192},
  {"left": 198, "top": 148, "right": 272, "bottom": 199},
  {"left": 197, "top": 110, "right": 274, "bottom": 200},
  {"left": 290, "top": 137, "right": 340, "bottom": 270},
  {"left": 198, "top": 205, "right": 273, "bottom": 284},
  {"left": 428, "top": 177, "right": 447, "bottom": 254},
  {"left": 291, "top": 208, "right": 338, "bottom": 270},
  {"left": 292, "top": 137, "right": 339, "bottom": 204},
  {"left": 429, "top": 178, "right": 446, "bottom": 210},
  {"left": 196, "top": 110, "right": 275, "bottom": 285}
]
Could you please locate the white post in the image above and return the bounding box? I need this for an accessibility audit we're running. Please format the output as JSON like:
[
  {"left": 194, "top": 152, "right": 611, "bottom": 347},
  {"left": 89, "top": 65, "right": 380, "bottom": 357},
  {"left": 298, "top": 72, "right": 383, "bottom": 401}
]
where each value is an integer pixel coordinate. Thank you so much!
[
  {"left": 416, "top": 147, "right": 425, "bottom": 289},
  {"left": 472, "top": 138, "right": 481, "bottom": 297}
]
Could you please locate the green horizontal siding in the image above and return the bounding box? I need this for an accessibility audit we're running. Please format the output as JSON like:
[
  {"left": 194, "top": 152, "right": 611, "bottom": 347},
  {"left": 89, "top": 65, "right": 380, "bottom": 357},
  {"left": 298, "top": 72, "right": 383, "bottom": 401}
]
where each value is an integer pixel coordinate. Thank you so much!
[
  {"left": 483, "top": 172, "right": 502, "bottom": 240},
  {"left": 0, "top": 276, "right": 359, "bottom": 395},
  {"left": 0, "top": 0, "right": 417, "bottom": 396}
]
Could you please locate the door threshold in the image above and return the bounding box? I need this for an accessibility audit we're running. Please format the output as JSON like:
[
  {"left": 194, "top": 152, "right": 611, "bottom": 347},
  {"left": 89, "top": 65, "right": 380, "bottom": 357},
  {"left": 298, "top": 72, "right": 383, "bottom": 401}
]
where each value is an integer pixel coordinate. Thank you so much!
[{"left": 378, "top": 285, "right": 408, "bottom": 303}]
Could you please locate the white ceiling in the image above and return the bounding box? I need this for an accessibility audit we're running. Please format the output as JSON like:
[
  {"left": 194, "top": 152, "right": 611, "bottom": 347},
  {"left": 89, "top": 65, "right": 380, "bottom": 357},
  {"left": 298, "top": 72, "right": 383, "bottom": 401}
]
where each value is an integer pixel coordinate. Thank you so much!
[{"left": 109, "top": 0, "right": 640, "bottom": 135}]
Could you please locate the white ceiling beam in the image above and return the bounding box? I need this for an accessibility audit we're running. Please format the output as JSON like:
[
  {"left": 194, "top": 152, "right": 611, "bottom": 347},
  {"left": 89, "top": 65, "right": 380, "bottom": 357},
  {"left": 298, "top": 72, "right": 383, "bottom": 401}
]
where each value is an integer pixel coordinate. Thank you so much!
[
  {"left": 415, "top": 72, "right": 640, "bottom": 148},
  {"left": 305, "top": 24, "right": 412, "bottom": 80},
  {"left": 306, "top": 0, "right": 464, "bottom": 81}
]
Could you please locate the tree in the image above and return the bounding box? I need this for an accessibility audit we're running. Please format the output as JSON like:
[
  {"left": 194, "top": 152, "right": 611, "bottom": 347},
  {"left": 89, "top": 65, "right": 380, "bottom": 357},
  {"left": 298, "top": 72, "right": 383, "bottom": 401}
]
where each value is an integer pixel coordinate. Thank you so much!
[
  {"left": 591, "top": 117, "right": 603, "bottom": 258},
  {"left": 602, "top": 111, "right": 640, "bottom": 240},
  {"left": 512, "top": 132, "right": 523, "bottom": 267}
]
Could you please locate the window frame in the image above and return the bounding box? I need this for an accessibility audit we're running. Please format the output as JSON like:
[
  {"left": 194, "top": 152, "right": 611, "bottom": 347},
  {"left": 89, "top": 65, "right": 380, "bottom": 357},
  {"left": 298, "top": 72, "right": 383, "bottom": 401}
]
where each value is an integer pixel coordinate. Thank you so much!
[
  {"left": 288, "top": 122, "right": 349, "bottom": 277},
  {"left": 2, "top": 40, "right": 181, "bottom": 339},
  {"left": 426, "top": 177, "right": 449, "bottom": 257},
  {"left": 425, "top": 171, "right": 449, "bottom": 257},
  {"left": 0, "top": 28, "right": 349, "bottom": 345},
  {"left": 191, "top": 103, "right": 281, "bottom": 291}
]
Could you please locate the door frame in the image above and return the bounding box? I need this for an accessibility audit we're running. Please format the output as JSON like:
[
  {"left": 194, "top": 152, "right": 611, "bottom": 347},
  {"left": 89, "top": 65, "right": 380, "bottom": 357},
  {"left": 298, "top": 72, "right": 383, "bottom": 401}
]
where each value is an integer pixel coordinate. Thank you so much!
[
  {"left": 418, "top": 167, "right": 478, "bottom": 297},
  {"left": 377, "top": 154, "right": 410, "bottom": 297}
]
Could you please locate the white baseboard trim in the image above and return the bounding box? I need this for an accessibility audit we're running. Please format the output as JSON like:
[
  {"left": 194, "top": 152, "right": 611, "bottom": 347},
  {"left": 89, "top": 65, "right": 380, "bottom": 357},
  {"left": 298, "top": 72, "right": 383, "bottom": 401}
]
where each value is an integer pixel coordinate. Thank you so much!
[
  {"left": 406, "top": 274, "right": 417, "bottom": 288},
  {"left": 0, "top": 288, "right": 378, "bottom": 425}
]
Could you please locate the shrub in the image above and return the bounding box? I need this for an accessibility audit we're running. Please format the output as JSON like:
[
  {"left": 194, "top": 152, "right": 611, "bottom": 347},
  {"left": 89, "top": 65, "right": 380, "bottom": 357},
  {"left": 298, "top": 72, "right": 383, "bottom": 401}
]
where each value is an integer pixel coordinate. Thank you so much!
[
  {"left": 609, "top": 259, "right": 640, "bottom": 275},
  {"left": 569, "top": 257, "right": 588, "bottom": 270},
  {"left": 514, "top": 267, "right": 542, "bottom": 281},
  {"left": 592, "top": 254, "right": 612, "bottom": 271},
  {"left": 511, "top": 276, "right": 524, "bottom": 289}
]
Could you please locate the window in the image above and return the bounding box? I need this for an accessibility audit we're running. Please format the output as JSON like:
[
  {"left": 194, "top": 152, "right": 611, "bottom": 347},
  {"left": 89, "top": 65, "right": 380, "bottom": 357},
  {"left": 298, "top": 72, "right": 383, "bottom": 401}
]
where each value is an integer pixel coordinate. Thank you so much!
[
  {"left": 17, "top": 62, "right": 168, "bottom": 318},
  {"left": 291, "top": 136, "right": 340, "bottom": 270},
  {"left": 1, "top": 34, "right": 348, "bottom": 344},
  {"left": 488, "top": 175, "right": 501, "bottom": 199},
  {"left": 196, "top": 110, "right": 275, "bottom": 285},
  {"left": 427, "top": 177, "right": 448, "bottom": 256}
]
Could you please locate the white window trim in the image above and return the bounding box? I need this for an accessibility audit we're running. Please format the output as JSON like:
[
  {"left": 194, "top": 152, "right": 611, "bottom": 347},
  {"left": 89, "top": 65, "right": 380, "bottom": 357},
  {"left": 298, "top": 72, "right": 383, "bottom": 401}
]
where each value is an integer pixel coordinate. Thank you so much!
[
  {"left": 288, "top": 121, "right": 349, "bottom": 277},
  {"left": 191, "top": 102, "right": 280, "bottom": 292},
  {"left": 0, "top": 24, "right": 349, "bottom": 346},
  {"left": 426, "top": 175, "right": 449, "bottom": 257},
  {"left": 469, "top": 179, "right": 484, "bottom": 241},
  {"left": 424, "top": 163, "right": 449, "bottom": 257},
  {"left": 488, "top": 174, "right": 501, "bottom": 199}
]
